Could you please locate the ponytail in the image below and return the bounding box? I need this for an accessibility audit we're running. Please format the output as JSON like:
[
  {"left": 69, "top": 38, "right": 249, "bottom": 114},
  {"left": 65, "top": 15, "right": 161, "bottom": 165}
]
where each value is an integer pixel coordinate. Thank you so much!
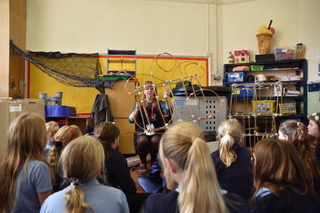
[
  {"left": 64, "top": 184, "right": 92, "bottom": 213},
  {"left": 179, "top": 137, "right": 227, "bottom": 213},
  {"left": 217, "top": 119, "right": 242, "bottom": 167},
  {"left": 219, "top": 133, "right": 237, "bottom": 167}
]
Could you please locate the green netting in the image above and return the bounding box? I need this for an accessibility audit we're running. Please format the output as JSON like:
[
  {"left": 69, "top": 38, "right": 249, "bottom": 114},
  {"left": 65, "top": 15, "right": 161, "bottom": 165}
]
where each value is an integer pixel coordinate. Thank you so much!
[{"left": 10, "top": 40, "right": 115, "bottom": 93}]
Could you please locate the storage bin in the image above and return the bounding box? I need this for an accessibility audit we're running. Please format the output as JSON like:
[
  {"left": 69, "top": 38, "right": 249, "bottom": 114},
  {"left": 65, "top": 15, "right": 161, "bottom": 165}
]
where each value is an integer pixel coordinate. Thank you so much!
[
  {"left": 279, "top": 103, "right": 296, "bottom": 115},
  {"left": 274, "top": 47, "right": 294, "bottom": 60},
  {"left": 252, "top": 100, "right": 276, "bottom": 114},
  {"left": 250, "top": 65, "right": 264, "bottom": 71},
  {"left": 227, "top": 72, "right": 246, "bottom": 83},
  {"left": 232, "top": 86, "right": 254, "bottom": 97}
]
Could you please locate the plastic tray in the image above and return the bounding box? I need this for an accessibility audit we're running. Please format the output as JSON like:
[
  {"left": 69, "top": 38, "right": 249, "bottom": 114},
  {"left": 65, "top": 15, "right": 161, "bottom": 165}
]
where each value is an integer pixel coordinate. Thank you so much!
[
  {"left": 250, "top": 65, "right": 264, "bottom": 71},
  {"left": 101, "top": 75, "right": 131, "bottom": 80}
]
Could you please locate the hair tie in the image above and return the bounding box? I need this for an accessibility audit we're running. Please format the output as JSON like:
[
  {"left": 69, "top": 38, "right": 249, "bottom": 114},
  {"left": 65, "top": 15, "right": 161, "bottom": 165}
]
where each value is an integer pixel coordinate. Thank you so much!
[
  {"left": 69, "top": 126, "right": 74, "bottom": 140},
  {"left": 54, "top": 141, "right": 62, "bottom": 148},
  {"left": 66, "top": 177, "right": 81, "bottom": 185}
]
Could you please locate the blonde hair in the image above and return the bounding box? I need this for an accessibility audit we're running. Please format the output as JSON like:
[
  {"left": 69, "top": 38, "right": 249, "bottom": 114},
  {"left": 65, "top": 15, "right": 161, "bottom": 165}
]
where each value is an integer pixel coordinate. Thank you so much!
[
  {"left": 217, "top": 119, "right": 243, "bottom": 167},
  {"left": 60, "top": 136, "right": 105, "bottom": 213},
  {"left": 45, "top": 121, "right": 59, "bottom": 139},
  {"left": 0, "top": 113, "right": 48, "bottom": 212},
  {"left": 48, "top": 125, "right": 82, "bottom": 174},
  {"left": 159, "top": 122, "right": 227, "bottom": 213}
]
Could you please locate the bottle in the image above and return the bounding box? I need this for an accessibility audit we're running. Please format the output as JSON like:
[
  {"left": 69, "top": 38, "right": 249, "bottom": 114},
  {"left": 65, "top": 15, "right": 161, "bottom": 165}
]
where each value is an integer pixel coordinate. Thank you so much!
[{"left": 294, "top": 43, "right": 305, "bottom": 59}]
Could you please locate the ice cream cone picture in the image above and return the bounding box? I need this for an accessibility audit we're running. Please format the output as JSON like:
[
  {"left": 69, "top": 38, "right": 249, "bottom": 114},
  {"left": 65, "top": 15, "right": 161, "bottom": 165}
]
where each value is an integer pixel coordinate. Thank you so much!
[
  {"left": 257, "top": 34, "right": 272, "bottom": 54},
  {"left": 256, "top": 20, "right": 275, "bottom": 54}
]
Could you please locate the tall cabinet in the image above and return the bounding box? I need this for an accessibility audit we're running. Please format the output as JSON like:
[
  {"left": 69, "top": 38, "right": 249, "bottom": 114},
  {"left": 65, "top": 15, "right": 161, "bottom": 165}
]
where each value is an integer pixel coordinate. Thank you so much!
[
  {"left": 105, "top": 80, "right": 137, "bottom": 154},
  {"left": 223, "top": 59, "right": 308, "bottom": 148}
]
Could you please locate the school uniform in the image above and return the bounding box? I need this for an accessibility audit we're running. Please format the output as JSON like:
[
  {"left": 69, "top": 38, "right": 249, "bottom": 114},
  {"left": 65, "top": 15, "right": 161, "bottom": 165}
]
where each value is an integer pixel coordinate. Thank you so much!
[
  {"left": 211, "top": 144, "right": 253, "bottom": 200},
  {"left": 144, "top": 185, "right": 250, "bottom": 213},
  {"left": 13, "top": 160, "right": 52, "bottom": 213},
  {"left": 40, "top": 179, "right": 129, "bottom": 213},
  {"left": 106, "top": 149, "right": 136, "bottom": 195},
  {"left": 251, "top": 187, "right": 319, "bottom": 213}
]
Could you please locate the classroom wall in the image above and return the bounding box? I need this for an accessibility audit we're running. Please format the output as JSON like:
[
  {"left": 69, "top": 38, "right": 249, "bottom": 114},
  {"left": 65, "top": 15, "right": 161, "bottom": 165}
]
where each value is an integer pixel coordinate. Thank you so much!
[
  {"left": 218, "top": 0, "right": 320, "bottom": 114},
  {"left": 29, "top": 56, "right": 208, "bottom": 113},
  {"left": 26, "top": 0, "right": 320, "bottom": 114}
]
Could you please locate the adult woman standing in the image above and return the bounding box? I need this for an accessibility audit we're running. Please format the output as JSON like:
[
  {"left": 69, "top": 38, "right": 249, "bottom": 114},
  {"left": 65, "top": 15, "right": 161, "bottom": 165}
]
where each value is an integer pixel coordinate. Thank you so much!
[
  {"left": 211, "top": 119, "right": 253, "bottom": 200},
  {"left": 0, "top": 113, "right": 52, "bottom": 212},
  {"left": 129, "top": 81, "right": 172, "bottom": 173},
  {"left": 251, "top": 138, "right": 319, "bottom": 213}
]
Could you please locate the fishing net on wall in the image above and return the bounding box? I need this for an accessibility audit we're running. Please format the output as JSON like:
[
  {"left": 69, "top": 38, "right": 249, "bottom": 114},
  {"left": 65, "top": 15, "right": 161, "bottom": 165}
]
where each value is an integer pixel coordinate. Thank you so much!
[{"left": 10, "top": 40, "right": 115, "bottom": 93}]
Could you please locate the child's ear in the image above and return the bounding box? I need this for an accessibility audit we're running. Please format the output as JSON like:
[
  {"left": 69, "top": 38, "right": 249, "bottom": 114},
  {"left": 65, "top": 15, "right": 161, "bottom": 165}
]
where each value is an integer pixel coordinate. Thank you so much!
[{"left": 164, "top": 157, "right": 178, "bottom": 174}]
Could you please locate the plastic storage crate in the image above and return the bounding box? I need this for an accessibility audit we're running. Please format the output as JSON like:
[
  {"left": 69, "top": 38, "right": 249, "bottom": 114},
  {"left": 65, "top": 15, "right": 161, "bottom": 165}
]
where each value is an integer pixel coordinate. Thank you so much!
[
  {"left": 250, "top": 65, "right": 264, "bottom": 71},
  {"left": 252, "top": 100, "right": 276, "bottom": 114},
  {"left": 227, "top": 72, "right": 246, "bottom": 83}
]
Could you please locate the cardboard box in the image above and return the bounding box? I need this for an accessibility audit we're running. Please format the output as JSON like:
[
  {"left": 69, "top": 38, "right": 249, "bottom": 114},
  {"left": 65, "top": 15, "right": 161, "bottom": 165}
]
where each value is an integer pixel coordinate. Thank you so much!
[{"left": 0, "top": 99, "right": 45, "bottom": 161}]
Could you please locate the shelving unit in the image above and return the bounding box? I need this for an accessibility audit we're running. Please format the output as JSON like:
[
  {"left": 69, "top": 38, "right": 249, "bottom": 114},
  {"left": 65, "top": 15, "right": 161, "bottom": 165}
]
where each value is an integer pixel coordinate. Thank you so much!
[
  {"left": 223, "top": 59, "right": 308, "bottom": 147},
  {"left": 106, "top": 49, "right": 136, "bottom": 77}
]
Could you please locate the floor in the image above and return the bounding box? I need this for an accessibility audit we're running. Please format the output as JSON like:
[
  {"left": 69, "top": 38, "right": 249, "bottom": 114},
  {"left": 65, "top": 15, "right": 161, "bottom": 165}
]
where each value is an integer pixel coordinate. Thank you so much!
[{"left": 130, "top": 165, "right": 146, "bottom": 193}]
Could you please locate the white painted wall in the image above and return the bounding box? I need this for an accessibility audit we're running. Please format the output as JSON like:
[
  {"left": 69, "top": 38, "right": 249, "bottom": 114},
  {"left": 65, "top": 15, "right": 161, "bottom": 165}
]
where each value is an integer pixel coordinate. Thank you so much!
[
  {"left": 218, "top": 0, "right": 320, "bottom": 114},
  {"left": 26, "top": 0, "right": 320, "bottom": 113},
  {"left": 27, "top": 0, "right": 210, "bottom": 56}
]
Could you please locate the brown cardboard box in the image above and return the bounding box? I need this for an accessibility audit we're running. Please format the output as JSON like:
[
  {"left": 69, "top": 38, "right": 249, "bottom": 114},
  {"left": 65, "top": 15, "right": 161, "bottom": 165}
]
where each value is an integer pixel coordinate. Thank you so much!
[{"left": 0, "top": 99, "right": 45, "bottom": 162}]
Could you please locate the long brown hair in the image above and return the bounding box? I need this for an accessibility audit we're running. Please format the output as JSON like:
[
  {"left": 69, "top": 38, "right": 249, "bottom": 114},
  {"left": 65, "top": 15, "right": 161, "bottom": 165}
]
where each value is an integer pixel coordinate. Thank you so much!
[
  {"left": 279, "top": 120, "right": 320, "bottom": 192},
  {"left": 159, "top": 122, "right": 227, "bottom": 213},
  {"left": 0, "top": 113, "right": 48, "bottom": 212},
  {"left": 252, "top": 138, "right": 315, "bottom": 199},
  {"left": 94, "top": 122, "right": 120, "bottom": 160}
]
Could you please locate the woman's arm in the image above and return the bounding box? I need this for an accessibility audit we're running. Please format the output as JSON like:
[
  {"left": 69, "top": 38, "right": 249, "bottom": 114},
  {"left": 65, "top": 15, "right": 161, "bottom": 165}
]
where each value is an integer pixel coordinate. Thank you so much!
[{"left": 128, "top": 103, "right": 141, "bottom": 123}]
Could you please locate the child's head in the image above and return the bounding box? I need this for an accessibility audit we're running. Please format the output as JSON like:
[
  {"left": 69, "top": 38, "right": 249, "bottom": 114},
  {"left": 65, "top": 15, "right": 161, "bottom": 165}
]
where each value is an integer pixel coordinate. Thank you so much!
[
  {"left": 278, "top": 120, "right": 311, "bottom": 150},
  {"left": 159, "top": 122, "right": 226, "bottom": 213},
  {"left": 60, "top": 136, "right": 105, "bottom": 181},
  {"left": 54, "top": 125, "right": 82, "bottom": 146},
  {"left": 216, "top": 119, "right": 243, "bottom": 167},
  {"left": 253, "top": 138, "right": 309, "bottom": 196},
  {"left": 94, "top": 122, "right": 120, "bottom": 146},
  {"left": 217, "top": 119, "right": 243, "bottom": 143},
  {"left": 45, "top": 121, "right": 59, "bottom": 142},
  {"left": 59, "top": 136, "right": 105, "bottom": 212},
  {"left": 7, "top": 113, "right": 46, "bottom": 158},
  {"left": 308, "top": 113, "right": 320, "bottom": 138}
]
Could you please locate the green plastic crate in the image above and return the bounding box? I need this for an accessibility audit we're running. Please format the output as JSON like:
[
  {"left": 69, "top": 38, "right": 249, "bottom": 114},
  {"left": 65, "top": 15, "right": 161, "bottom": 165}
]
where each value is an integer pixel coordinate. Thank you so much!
[{"left": 250, "top": 65, "right": 264, "bottom": 71}]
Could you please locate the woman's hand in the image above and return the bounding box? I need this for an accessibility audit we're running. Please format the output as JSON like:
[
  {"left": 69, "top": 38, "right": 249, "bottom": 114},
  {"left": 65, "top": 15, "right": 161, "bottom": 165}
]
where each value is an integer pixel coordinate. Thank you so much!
[{"left": 163, "top": 88, "right": 170, "bottom": 100}]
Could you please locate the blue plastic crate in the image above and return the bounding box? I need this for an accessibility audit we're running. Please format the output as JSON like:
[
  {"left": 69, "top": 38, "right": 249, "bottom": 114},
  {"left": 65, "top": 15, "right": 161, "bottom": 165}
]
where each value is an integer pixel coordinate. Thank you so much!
[
  {"left": 227, "top": 72, "right": 246, "bottom": 83},
  {"left": 232, "top": 86, "right": 254, "bottom": 97}
]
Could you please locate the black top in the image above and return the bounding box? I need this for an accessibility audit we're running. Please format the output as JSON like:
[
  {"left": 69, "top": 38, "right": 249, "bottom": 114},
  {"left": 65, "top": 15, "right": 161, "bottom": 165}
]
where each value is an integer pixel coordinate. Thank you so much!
[
  {"left": 145, "top": 189, "right": 250, "bottom": 213},
  {"left": 315, "top": 143, "right": 320, "bottom": 165},
  {"left": 128, "top": 101, "right": 170, "bottom": 133},
  {"left": 211, "top": 145, "right": 253, "bottom": 200},
  {"left": 106, "top": 149, "right": 136, "bottom": 195},
  {"left": 251, "top": 188, "right": 319, "bottom": 213}
]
